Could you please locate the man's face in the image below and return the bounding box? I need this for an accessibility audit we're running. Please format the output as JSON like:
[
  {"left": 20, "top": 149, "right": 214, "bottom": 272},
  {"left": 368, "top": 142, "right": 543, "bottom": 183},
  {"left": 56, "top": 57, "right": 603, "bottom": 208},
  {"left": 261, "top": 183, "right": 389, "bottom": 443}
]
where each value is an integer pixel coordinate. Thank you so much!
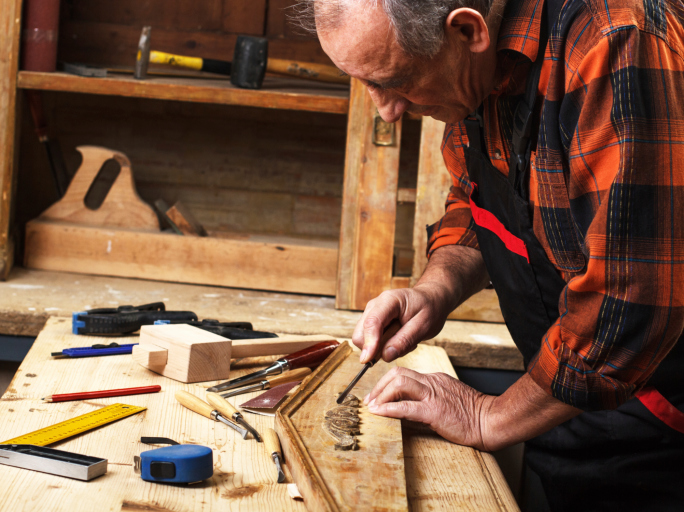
[{"left": 318, "top": 1, "right": 494, "bottom": 124}]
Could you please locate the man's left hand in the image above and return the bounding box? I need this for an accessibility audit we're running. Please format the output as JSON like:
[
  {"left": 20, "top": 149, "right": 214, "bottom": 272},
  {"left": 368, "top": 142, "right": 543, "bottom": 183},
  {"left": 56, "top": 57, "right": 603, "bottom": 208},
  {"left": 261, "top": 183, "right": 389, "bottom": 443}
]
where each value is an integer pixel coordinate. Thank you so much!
[{"left": 365, "top": 367, "right": 495, "bottom": 451}]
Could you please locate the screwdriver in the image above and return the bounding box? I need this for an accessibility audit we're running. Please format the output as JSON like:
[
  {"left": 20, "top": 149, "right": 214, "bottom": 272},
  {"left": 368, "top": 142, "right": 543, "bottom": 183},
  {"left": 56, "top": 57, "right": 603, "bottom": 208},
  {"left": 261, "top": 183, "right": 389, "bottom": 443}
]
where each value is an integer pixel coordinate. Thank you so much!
[
  {"left": 206, "top": 341, "right": 339, "bottom": 393},
  {"left": 263, "top": 428, "right": 286, "bottom": 483},
  {"left": 205, "top": 393, "right": 262, "bottom": 442},
  {"left": 175, "top": 390, "right": 250, "bottom": 440},
  {"left": 219, "top": 367, "right": 312, "bottom": 399},
  {"left": 336, "top": 320, "right": 402, "bottom": 405}
]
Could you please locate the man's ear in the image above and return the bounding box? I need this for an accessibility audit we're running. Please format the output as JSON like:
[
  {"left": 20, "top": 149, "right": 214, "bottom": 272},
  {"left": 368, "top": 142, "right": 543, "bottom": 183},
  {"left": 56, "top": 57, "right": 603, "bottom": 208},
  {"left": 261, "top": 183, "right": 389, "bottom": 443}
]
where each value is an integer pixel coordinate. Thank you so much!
[{"left": 445, "top": 8, "right": 490, "bottom": 53}]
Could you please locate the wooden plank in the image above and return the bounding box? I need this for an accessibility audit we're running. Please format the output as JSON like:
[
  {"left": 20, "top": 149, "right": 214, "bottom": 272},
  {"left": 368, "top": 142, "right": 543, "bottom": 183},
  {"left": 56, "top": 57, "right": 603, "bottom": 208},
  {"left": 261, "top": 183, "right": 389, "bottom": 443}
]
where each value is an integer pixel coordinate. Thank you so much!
[
  {"left": 69, "top": 0, "right": 224, "bottom": 32},
  {"left": 24, "top": 220, "right": 339, "bottom": 295},
  {"left": 222, "top": 0, "right": 267, "bottom": 35},
  {"left": 58, "top": 21, "right": 334, "bottom": 67},
  {"left": 336, "top": 79, "right": 401, "bottom": 310},
  {"left": 398, "top": 347, "right": 519, "bottom": 511},
  {"left": 18, "top": 72, "right": 350, "bottom": 114},
  {"left": 0, "top": 0, "right": 22, "bottom": 279},
  {"left": 0, "top": 268, "right": 524, "bottom": 370},
  {"left": 276, "top": 341, "right": 408, "bottom": 511}
]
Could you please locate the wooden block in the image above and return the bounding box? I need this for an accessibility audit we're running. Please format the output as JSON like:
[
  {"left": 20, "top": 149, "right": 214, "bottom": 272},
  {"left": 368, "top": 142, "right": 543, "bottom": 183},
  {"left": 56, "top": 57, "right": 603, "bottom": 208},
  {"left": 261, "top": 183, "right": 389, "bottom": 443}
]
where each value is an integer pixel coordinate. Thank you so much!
[
  {"left": 165, "top": 201, "right": 207, "bottom": 237},
  {"left": 133, "top": 324, "right": 232, "bottom": 383},
  {"left": 231, "top": 334, "right": 337, "bottom": 358},
  {"left": 276, "top": 341, "right": 408, "bottom": 511}
]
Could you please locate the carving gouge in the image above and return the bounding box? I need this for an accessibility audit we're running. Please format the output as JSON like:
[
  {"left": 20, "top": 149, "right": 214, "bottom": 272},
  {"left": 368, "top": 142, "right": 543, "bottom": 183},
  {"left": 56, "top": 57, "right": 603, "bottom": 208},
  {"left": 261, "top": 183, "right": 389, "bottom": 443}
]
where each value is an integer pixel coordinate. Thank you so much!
[
  {"left": 206, "top": 393, "right": 262, "bottom": 442},
  {"left": 336, "top": 321, "right": 402, "bottom": 405},
  {"left": 219, "top": 367, "right": 312, "bottom": 399},
  {"left": 206, "top": 341, "right": 339, "bottom": 393},
  {"left": 174, "top": 390, "right": 250, "bottom": 440},
  {"left": 263, "top": 428, "right": 285, "bottom": 483}
]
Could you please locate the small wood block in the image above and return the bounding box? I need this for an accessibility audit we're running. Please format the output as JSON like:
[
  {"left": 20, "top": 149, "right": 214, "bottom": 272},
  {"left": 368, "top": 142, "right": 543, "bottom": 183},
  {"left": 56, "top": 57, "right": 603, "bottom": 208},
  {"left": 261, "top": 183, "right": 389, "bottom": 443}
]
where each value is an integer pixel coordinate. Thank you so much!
[
  {"left": 134, "top": 324, "right": 232, "bottom": 383},
  {"left": 231, "top": 334, "right": 337, "bottom": 359},
  {"left": 165, "top": 201, "right": 207, "bottom": 237},
  {"left": 276, "top": 341, "right": 408, "bottom": 511},
  {"left": 131, "top": 343, "right": 168, "bottom": 369}
]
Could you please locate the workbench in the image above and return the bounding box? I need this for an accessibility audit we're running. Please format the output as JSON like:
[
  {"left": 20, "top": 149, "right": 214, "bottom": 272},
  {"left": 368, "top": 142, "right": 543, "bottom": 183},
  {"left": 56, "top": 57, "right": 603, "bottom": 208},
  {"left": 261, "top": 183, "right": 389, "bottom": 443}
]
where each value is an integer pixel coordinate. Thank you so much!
[
  {"left": 0, "top": 316, "right": 518, "bottom": 511},
  {"left": 0, "top": 268, "right": 523, "bottom": 371}
]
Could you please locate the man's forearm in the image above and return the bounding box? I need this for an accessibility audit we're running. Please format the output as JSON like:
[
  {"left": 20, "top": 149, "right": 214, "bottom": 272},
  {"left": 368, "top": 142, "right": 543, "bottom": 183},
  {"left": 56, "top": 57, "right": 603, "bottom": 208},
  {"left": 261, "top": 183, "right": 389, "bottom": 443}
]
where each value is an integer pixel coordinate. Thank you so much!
[
  {"left": 415, "top": 244, "right": 490, "bottom": 311},
  {"left": 480, "top": 373, "right": 582, "bottom": 451}
]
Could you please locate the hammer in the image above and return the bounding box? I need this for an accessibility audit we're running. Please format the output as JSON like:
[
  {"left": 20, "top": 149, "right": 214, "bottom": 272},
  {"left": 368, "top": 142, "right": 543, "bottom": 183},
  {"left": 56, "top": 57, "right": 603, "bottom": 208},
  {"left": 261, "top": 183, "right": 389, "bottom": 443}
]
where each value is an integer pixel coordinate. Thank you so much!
[{"left": 134, "top": 26, "right": 349, "bottom": 89}]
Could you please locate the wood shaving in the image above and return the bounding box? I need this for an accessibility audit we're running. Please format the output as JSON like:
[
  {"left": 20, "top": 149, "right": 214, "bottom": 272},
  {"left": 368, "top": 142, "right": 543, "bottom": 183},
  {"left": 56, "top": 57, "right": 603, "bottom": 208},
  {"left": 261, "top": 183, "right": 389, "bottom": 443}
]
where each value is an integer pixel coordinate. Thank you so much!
[{"left": 323, "top": 394, "right": 361, "bottom": 450}]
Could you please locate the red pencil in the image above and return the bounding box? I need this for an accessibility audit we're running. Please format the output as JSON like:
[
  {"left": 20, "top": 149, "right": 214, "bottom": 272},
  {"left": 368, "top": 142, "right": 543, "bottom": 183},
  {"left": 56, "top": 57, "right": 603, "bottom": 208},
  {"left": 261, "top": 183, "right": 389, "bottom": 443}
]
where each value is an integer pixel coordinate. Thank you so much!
[{"left": 43, "top": 385, "right": 162, "bottom": 403}]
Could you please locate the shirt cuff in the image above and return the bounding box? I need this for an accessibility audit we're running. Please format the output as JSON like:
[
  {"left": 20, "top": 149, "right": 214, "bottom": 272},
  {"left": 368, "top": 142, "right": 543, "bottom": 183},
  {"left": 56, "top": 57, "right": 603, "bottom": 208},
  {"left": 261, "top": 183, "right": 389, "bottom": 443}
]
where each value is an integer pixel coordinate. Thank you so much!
[{"left": 527, "top": 323, "right": 635, "bottom": 411}]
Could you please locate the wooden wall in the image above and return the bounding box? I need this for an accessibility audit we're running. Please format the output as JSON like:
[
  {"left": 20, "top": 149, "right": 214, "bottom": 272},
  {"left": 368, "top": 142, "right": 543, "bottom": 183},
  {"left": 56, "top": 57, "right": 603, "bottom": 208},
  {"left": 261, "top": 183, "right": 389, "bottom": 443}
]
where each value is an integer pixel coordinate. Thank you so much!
[{"left": 57, "top": 0, "right": 333, "bottom": 68}]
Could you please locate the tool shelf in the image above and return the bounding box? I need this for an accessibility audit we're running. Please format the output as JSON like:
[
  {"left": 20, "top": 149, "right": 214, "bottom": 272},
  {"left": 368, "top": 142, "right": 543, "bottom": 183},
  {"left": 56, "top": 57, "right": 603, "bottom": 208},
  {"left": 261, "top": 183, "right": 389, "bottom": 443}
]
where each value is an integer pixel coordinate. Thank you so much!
[{"left": 17, "top": 71, "right": 350, "bottom": 115}]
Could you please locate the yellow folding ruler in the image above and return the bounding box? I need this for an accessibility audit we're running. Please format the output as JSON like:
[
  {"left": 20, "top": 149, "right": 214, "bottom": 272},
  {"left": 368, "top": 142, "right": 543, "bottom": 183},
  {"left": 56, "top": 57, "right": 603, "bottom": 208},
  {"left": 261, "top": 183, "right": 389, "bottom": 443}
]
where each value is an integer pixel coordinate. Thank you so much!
[{"left": 1, "top": 403, "right": 146, "bottom": 446}]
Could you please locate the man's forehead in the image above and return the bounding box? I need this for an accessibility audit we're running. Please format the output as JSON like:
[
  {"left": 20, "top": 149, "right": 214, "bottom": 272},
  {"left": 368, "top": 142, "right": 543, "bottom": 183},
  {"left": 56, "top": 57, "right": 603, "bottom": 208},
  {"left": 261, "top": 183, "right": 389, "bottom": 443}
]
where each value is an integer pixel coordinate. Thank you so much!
[{"left": 317, "top": 0, "right": 411, "bottom": 83}]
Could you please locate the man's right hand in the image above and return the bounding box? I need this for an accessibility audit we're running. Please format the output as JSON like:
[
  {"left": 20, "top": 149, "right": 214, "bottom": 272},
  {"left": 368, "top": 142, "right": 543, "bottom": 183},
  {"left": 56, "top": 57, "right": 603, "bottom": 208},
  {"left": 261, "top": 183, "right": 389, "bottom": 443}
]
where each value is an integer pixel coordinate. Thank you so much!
[{"left": 352, "top": 244, "right": 490, "bottom": 363}]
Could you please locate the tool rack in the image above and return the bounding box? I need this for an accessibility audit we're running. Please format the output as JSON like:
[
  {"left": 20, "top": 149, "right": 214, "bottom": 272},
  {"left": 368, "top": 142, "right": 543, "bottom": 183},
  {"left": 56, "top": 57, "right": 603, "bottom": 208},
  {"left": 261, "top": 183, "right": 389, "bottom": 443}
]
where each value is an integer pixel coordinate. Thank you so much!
[{"left": 0, "top": 0, "right": 502, "bottom": 322}]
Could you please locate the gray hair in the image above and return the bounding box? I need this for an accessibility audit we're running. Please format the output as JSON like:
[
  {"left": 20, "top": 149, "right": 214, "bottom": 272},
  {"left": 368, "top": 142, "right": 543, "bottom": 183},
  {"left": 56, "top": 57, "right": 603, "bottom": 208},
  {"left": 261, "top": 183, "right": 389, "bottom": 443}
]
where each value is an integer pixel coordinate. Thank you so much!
[{"left": 291, "top": 0, "right": 495, "bottom": 57}]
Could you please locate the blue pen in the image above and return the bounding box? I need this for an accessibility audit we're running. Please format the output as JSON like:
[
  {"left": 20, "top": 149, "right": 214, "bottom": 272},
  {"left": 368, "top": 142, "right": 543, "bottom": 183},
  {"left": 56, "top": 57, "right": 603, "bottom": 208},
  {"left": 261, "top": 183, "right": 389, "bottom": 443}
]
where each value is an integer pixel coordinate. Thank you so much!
[{"left": 51, "top": 342, "right": 139, "bottom": 358}]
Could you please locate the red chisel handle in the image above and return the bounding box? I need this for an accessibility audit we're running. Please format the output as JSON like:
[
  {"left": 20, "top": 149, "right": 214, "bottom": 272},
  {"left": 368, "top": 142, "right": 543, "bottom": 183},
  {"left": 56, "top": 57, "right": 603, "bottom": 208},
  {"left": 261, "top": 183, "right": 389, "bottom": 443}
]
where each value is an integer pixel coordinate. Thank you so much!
[{"left": 284, "top": 341, "right": 339, "bottom": 370}]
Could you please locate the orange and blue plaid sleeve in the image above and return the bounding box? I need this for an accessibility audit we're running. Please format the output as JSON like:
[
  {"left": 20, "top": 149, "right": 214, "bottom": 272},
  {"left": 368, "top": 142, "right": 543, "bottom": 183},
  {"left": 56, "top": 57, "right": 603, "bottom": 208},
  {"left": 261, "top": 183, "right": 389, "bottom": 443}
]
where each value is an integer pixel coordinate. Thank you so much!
[
  {"left": 426, "top": 122, "right": 479, "bottom": 256},
  {"left": 528, "top": 11, "right": 684, "bottom": 410}
]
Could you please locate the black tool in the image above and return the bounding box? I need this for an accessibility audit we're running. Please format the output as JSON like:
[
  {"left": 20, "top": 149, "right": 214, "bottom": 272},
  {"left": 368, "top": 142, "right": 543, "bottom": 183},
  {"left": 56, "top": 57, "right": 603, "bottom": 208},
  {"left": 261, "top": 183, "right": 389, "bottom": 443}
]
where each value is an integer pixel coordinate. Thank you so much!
[
  {"left": 184, "top": 319, "right": 278, "bottom": 340},
  {"left": 206, "top": 341, "right": 340, "bottom": 393},
  {"left": 72, "top": 302, "right": 197, "bottom": 335},
  {"left": 336, "top": 321, "right": 403, "bottom": 404}
]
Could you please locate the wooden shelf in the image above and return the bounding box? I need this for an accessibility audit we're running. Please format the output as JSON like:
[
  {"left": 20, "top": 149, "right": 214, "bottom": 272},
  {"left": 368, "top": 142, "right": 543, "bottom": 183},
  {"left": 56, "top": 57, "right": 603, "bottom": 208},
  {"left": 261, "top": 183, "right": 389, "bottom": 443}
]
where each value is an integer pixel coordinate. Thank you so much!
[{"left": 17, "top": 71, "right": 350, "bottom": 114}]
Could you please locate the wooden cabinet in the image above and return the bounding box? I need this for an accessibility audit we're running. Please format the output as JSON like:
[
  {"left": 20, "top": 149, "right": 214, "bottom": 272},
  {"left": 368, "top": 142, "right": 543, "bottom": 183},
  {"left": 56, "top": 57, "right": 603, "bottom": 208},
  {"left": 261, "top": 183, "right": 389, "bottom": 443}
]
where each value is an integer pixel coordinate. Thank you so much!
[{"left": 0, "top": 0, "right": 502, "bottom": 321}]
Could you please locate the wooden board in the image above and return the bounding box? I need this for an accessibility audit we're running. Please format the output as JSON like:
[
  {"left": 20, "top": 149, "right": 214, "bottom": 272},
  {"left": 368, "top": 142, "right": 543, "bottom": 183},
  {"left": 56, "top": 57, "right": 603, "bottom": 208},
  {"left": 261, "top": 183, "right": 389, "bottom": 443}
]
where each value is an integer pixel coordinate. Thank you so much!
[
  {"left": 276, "top": 341, "right": 408, "bottom": 512},
  {"left": 0, "top": 317, "right": 518, "bottom": 512},
  {"left": 0, "top": 0, "right": 22, "bottom": 280},
  {"left": 24, "top": 220, "right": 339, "bottom": 296},
  {"left": 0, "top": 268, "right": 524, "bottom": 370},
  {"left": 336, "top": 79, "right": 401, "bottom": 310}
]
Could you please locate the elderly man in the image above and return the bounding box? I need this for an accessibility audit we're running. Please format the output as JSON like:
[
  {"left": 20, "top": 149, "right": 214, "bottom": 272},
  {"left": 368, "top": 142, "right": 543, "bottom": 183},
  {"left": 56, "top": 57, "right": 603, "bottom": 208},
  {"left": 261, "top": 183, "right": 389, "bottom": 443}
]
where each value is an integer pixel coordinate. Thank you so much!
[{"left": 304, "top": 0, "right": 684, "bottom": 509}]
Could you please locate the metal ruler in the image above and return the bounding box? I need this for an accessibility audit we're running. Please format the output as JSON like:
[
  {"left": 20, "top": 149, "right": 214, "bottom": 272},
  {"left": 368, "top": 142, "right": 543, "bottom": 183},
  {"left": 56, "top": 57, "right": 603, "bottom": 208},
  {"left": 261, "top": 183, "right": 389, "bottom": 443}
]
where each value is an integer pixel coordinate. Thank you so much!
[{"left": 1, "top": 403, "right": 146, "bottom": 446}]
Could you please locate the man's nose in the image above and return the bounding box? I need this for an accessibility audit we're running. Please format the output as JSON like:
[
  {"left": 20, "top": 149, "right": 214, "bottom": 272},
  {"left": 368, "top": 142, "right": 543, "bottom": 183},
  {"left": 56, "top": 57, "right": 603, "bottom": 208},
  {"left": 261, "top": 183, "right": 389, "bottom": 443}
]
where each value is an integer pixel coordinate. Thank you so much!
[{"left": 367, "top": 88, "right": 410, "bottom": 123}]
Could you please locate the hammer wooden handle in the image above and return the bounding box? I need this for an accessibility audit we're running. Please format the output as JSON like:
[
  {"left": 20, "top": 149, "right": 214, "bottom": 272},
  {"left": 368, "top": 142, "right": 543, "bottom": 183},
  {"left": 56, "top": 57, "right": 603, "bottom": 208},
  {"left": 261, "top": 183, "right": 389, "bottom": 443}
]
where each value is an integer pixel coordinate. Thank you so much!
[{"left": 266, "top": 59, "right": 349, "bottom": 85}]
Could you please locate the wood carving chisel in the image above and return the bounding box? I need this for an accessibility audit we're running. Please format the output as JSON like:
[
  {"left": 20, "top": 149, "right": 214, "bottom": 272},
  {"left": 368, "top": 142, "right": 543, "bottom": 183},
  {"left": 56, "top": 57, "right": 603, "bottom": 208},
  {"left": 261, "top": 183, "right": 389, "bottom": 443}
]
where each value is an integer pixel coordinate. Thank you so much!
[
  {"left": 174, "top": 391, "right": 250, "bottom": 440},
  {"left": 219, "top": 367, "right": 312, "bottom": 399},
  {"left": 206, "top": 340, "right": 339, "bottom": 393},
  {"left": 336, "top": 321, "right": 402, "bottom": 405},
  {"left": 206, "top": 393, "right": 262, "bottom": 442},
  {"left": 263, "top": 428, "right": 286, "bottom": 483}
]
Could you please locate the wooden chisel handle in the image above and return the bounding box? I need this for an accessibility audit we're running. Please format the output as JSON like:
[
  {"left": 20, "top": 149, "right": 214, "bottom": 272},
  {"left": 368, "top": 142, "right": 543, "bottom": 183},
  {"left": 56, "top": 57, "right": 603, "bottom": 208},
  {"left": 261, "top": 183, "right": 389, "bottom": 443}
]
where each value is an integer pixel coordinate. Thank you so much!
[
  {"left": 175, "top": 390, "right": 215, "bottom": 420},
  {"left": 266, "top": 59, "right": 349, "bottom": 85},
  {"left": 263, "top": 428, "right": 282, "bottom": 457},
  {"left": 206, "top": 392, "right": 239, "bottom": 419},
  {"left": 267, "top": 368, "right": 311, "bottom": 388}
]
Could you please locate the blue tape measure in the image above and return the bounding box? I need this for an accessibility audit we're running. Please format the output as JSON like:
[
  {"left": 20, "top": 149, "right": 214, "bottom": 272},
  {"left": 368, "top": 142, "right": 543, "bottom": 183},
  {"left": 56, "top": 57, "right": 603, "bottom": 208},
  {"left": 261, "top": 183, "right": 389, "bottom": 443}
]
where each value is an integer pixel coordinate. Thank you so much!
[{"left": 134, "top": 443, "right": 213, "bottom": 484}]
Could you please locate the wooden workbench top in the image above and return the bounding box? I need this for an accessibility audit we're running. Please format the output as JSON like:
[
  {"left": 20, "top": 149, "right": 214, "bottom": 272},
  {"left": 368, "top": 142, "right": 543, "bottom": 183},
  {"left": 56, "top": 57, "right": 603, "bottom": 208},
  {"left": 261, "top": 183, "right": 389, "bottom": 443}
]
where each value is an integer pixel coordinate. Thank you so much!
[
  {"left": 0, "top": 268, "right": 523, "bottom": 371},
  {"left": 0, "top": 317, "right": 518, "bottom": 511}
]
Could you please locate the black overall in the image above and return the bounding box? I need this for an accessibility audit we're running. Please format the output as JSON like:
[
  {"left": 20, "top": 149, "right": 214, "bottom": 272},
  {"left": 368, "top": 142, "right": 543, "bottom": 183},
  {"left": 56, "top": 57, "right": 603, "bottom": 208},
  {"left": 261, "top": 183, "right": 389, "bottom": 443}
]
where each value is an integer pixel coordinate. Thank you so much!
[{"left": 463, "top": 1, "right": 684, "bottom": 510}]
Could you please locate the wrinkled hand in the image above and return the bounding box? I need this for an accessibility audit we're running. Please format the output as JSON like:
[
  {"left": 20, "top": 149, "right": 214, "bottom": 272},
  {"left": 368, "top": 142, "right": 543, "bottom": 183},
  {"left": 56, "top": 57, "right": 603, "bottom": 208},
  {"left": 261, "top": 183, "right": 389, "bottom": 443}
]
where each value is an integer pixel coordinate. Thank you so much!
[
  {"left": 365, "top": 367, "right": 495, "bottom": 451},
  {"left": 352, "top": 283, "right": 454, "bottom": 364}
]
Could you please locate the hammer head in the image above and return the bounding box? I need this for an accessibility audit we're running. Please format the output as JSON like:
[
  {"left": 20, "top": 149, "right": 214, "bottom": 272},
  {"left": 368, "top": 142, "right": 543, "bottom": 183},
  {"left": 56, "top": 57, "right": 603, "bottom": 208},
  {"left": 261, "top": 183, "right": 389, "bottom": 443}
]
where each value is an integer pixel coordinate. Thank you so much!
[
  {"left": 230, "top": 36, "right": 268, "bottom": 90},
  {"left": 134, "top": 26, "right": 152, "bottom": 80}
]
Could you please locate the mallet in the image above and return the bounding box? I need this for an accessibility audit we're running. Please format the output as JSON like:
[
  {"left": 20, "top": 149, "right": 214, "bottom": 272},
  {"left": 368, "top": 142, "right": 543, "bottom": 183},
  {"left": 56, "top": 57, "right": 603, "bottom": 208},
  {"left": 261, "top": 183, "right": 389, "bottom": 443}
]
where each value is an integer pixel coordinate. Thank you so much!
[{"left": 134, "top": 26, "right": 349, "bottom": 89}]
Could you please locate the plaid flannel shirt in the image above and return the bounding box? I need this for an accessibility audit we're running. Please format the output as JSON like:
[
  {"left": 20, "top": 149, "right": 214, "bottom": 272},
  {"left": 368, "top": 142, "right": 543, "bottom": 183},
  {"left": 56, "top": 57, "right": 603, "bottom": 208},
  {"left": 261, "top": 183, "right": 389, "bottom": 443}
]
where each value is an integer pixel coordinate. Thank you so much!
[{"left": 427, "top": 0, "right": 684, "bottom": 410}]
